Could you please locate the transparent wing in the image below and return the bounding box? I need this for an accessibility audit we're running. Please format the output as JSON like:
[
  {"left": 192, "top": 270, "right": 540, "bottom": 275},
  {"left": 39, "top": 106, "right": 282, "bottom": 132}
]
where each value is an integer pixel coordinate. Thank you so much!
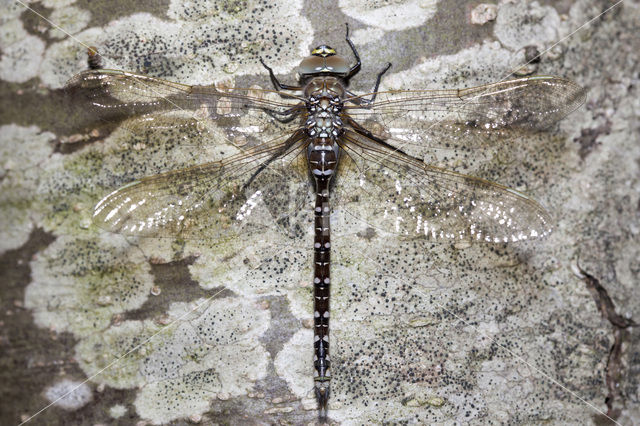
[
  {"left": 345, "top": 76, "right": 587, "bottom": 151},
  {"left": 334, "top": 129, "right": 552, "bottom": 242},
  {"left": 64, "top": 69, "right": 305, "bottom": 138},
  {"left": 66, "top": 69, "right": 303, "bottom": 115},
  {"left": 93, "top": 130, "right": 311, "bottom": 240}
]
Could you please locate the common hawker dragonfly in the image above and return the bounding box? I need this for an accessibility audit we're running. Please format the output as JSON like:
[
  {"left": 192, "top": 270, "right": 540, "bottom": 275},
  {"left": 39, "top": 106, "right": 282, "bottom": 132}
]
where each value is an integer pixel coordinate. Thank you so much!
[{"left": 64, "top": 27, "right": 586, "bottom": 419}]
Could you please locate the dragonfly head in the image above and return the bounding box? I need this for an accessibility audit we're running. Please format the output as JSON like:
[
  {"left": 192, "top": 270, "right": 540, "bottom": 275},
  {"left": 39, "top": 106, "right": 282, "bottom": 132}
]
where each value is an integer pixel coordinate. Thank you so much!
[{"left": 299, "top": 45, "right": 351, "bottom": 78}]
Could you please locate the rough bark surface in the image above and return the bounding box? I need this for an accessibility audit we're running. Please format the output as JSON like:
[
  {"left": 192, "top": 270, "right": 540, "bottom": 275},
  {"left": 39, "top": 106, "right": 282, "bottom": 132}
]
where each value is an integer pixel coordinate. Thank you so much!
[{"left": 1, "top": 0, "right": 638, "bottom": 424}]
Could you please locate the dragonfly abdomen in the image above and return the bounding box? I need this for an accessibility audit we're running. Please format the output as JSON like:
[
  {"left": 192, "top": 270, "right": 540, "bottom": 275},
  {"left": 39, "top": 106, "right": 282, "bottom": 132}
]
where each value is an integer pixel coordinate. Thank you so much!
[{"left": 312, "top": 173, "right": 332, "bottom": 417}]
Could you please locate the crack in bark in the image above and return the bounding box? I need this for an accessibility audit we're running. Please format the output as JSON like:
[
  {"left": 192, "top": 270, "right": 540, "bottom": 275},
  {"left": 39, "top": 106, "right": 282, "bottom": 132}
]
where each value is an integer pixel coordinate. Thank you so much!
[{"left": 576, "top": 262, "right": 636, "bottom": 421}]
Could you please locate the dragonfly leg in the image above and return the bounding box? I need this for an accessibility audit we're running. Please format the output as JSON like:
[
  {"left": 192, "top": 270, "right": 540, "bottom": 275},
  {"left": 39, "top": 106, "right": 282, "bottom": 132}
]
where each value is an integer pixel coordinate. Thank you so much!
[
  {"left": 368, "top": 62, "right": 392, "bottom": 103},
  {"left": 344, "top": 23, "right": 361, "bottom": 80},
  {"left": 344, "top": 62, "right": 392, "bottom": 106},
  {"left": 344, "top": 117, "right": 417, "bottom": 160},
  {"left": 242, "top": 129, "right": 307, "bottom": 190},
  {"left": 352, "top": 62, "right": 392, "bottom": 106},
  {"left": 259, "top": 58, "right": 301, "bottom": 91},
  {"left": 260, "top": 104, "right": 303, "bottom": 123}
]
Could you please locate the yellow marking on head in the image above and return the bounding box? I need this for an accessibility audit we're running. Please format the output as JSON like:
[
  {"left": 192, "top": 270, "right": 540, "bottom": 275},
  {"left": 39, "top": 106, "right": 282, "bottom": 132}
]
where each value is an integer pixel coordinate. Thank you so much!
[{"left": 311, "top": 45, "right": 336, "bottom": 57}]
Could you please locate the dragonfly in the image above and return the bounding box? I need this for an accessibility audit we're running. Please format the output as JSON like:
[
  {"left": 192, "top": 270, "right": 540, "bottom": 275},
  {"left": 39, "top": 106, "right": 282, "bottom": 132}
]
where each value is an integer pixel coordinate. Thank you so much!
[{"left": 64, "top": 26, "right": 586, "bottom": 420}]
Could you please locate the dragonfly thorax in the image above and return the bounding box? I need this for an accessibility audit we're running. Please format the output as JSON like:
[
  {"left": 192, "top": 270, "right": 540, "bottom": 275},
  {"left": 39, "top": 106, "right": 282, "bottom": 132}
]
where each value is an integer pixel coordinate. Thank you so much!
[
  {"left": 304, "top": 77, "right": 345, "bottom": 140},
  {"left": 305, "top": 78, "right": 342, "bottom": 179},
  {"left": 305, "top": 100, "right": 344, "bottom": 139}
]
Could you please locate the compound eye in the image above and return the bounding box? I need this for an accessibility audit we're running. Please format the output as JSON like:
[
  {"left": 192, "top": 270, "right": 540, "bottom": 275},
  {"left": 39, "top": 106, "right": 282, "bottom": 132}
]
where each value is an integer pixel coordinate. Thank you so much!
[
  {"left": 299, "top": 56, "right": 326, "bottom": 76},
  {"left": 324, "top": 55, "right": 350, "bottom": 75}
]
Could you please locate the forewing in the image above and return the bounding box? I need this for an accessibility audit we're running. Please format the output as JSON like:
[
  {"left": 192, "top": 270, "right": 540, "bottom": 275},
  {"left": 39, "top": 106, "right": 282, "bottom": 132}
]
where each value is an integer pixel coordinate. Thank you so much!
[
  {"left": 93, "top": 130, "right": 311, "bottom": 240},
  {"left": 345, "top": 76, "right": 587, "bottom": 152},
  {"left": 64, "top": 69, "right": 304, "bottom": 137},
  {"left": 334, "top": 130, "right": 552, "bottom": 243}
]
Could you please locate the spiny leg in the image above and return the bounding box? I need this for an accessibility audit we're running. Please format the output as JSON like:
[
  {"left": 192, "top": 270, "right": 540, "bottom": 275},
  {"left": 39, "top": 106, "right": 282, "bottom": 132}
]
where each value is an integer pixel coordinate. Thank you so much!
[
  {"left": 343, "top": 23, "right": 392, "bottom": 104},
  {"left": 346, "top": 62, "right": 392, "bottom": 106},
  {"left": 344, "top": 23, "right": 361, "bottom": 80},
  {"left": 241, "top": 129, "right": 306, "bottom": 190},
  {"left": 368, "top": 62, "right": 392, "bottom": 103},
  {"left": 259, "top": 58, "right": 302, "bottom": 91},
  {"left": 261, "top": 104, "right": 304, "bottom": 123}
]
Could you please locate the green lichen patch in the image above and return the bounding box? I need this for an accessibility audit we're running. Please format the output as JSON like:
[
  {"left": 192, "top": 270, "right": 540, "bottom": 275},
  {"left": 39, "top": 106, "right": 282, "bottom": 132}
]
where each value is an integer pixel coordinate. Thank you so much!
[
  {"left": 108, "top": 403, "right": 127, "bottom": 419},
  {"left": 189, "top": 234, "right": 311, "bottom": 296},
  {"left": 75, "top": 297, "right": 270, "bottom": 423},
  {"left": 43, "top": 379, "right": 93, "bottom": 411},
  {"left": 0, "top": 24, "right": 45, "bottom": 83},
  {"left": 273, "top": 328, "right": 313, "bottom": 400},
  {"left": 39, "top": 0, "right": 313, "bottom": 89},
  {"left": 0, "top": 125, "right": 55, "bottom": 254},
  {"left": 494, "top": 2, "right": 561, "bottom": 51},
  {"left": 341, "top": 0, "right": 439, "bottom": 33},
  {"left": 25, "top": 235, "right": 154, "bottom": 337},
  {"left": 47, "top": 5, "right": 92, "bottom": 40}
]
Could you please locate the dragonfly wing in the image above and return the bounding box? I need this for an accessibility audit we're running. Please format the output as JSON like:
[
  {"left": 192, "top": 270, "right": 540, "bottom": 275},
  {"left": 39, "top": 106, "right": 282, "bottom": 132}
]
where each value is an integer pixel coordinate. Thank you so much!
[
  {"left": 93, "top": 130, "right": 311, "bottom": 240},
  {"left": 64, "top": 69, "right": 304, "bottom": 139},
  {"left": 346, "top": 76, "right": 587, "bottom": 151},
  {"left": 334, "top": 129, "right": 552, "bottom": 243},
  {"left": 65, "top": 69, "right": 302, "bottom": 115}
]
